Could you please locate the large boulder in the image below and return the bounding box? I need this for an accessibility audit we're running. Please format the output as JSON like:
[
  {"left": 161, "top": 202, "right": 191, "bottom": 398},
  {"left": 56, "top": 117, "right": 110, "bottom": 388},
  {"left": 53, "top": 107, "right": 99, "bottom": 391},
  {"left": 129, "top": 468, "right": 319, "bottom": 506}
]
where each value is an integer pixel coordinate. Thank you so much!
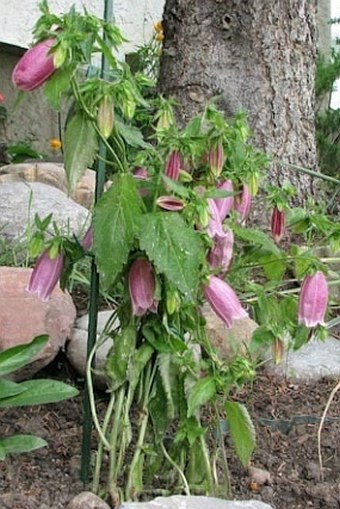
[
  {"left": 0, "top": 162, "right": 96, "bottom": 209},
  {"left": 119, "top": 495, "right": 274, "bottom": 509},
  {"left": 0, "top": 181, "right": 91, "bottom": 243},
  {"left": 0, "top": 267, "right": 76, "bottom": 379}
]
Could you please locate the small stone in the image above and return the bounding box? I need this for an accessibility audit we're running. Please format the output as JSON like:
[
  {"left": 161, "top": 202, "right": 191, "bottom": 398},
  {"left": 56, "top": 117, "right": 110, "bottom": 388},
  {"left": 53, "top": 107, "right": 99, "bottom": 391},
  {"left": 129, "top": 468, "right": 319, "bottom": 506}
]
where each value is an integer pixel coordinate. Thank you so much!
[
  {"left": 66, "top": 491, "right": 111, "bottom": 509},
  {"left": 247, "top": 466, "right": 271, "bottom": 485}
]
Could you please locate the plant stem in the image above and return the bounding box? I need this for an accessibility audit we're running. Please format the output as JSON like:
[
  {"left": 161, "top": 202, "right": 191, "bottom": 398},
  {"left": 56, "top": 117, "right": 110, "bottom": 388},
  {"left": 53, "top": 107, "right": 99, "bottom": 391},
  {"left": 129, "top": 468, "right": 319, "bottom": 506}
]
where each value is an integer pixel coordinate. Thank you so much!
[
  {"left": 280, "top": 161, "right": 340, "bottom": 185},
  {"left": 92, "top": 391, "right": 116, "bottom": 493},
  {"left": 160, "top": 441, "right": 190, "bottom": 496},
  {"left": 107, "top": 385, "right": 126, "bottom": 492}
]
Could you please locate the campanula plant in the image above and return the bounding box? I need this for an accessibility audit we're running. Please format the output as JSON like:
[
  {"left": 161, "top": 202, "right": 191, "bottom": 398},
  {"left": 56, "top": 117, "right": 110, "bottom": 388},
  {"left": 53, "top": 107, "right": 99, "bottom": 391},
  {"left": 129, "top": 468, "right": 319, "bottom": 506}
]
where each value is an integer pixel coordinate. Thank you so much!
[{"left": 13, "top": 0, "right": 340, "bottom": 504}]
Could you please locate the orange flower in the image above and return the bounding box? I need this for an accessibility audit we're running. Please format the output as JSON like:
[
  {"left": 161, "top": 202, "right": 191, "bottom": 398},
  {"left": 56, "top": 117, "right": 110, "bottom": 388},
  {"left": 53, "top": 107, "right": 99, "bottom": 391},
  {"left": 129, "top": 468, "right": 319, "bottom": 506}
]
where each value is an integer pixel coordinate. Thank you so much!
[
  {"left": 49, "top": 138, "right": 62, "bottom": 150},
  {"left": 155, "top": 32, "right": 164, "bottom": 42},
  {"left": 153, "top": 21, "right": 163, "bottom": 33}
]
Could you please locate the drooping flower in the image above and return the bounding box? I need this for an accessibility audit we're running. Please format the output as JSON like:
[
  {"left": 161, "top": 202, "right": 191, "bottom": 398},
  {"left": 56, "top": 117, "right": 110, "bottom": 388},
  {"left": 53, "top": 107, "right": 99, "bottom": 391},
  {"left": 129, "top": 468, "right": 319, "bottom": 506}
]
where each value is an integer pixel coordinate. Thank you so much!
[
  {"left": 206, "top": 199, "right": 224, "bottom": 238},
  {"left": 12, "top": 38, "right": 56, "bottom": 91},
  {"left": 298, "top": 271, "right": 328, "bottom": 327},
  {"left": 0, "top": 93, "right": 4, "bottom": 103},
  {"left": 156, "top": 195, "right": 185, "bottom": 211},
  {"left": 204, "top": 276, "right": 248, "bottom": 328},
  {"left": 165, "top": 150, "right": 181, "bottom": 181},
  {"left": 234, "top": 183, "right": 252, "bottom": 222},
  {"left": 214, "top": 180, "right": 234, "bottom": 221},
  {"left": 27, "top": 250, "right": 64, "bottom": 302},
  {"left": 208, "top": 141, "right": 224, "bottom": 177},
  {"left": 207, "top": 227, "right": 234, "bottom": 274},
  {"left": 129, "top": 258, "right": 157, "bottom": 316},
  {"left": 271, "top": 206, "right": 285, "bottom": 243}
]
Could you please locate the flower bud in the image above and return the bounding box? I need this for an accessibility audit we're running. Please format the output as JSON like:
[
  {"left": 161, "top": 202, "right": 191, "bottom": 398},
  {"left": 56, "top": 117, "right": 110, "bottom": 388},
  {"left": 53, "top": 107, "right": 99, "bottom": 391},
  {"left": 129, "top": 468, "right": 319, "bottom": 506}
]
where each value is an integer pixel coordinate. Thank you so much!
[
  {"left": 298, "top": 271, "right": 328, "bottom": 327},
  {"left": 248, "top": 173, "right": 260, "bottom": 197},
  {"left": 97, "top": 96, "right": 114, "bottom": 139},
  {"left": 271, "top": 206, "right": 285, "bottom": 243},
  {"left": 156, "top": 195, "right": 185, "bottom": 211},
  {"left": 208, "top": 142, "right": 224, "bottom": 177},
  {"left": 165, "top": 150, "right": 181, "bottom": 181},
  {"left": 12, "top": 38, "right": 56, "bottom": 91}
]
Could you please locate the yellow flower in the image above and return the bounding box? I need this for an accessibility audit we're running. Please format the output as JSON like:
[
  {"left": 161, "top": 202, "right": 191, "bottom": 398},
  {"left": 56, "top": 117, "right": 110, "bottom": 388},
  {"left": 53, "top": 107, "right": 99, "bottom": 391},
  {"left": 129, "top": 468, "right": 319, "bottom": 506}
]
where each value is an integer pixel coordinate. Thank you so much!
[
  {"left": 49, "top": 138, "right": 62, "bottom": 150},
  {"left": 155, "top": 32, "right": 164, "bottom": 42},
  {"left": 153, "top": 21, "right": 163, "bottom": 33}
]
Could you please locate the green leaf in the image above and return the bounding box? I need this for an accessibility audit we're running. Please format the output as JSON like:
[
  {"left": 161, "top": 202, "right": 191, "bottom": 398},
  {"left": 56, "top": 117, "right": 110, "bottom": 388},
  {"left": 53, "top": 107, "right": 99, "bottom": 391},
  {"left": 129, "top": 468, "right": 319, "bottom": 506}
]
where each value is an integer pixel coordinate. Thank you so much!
[
  {"left": 233, "top": 225, "right": 281, "bottom": 255},
  {"left": 138, "top": 213, "right": 203, "bottom": 300},
  {"left": 149, "top": 377, "right": 169, "bottom": 443},
  {"left": 225, "top": 401, "right": 256, "bottom": 467},
  {"left": 0, "top": 335, "right": 48, "bottom": 377},
  {"left": 0, "top": 379, "right": 79, "bottom": 408},
  {"left": 129, "top": 343, "right": 154, "bottom": 389},
  {"left": 64, "top": 112, "right": 98, "bottom": 192},
  {"left": 44, "top": 66, "right": 75, "bottom": 110},
  {"left": 0, "top": 435, "right": 47, "bottom": 457},
  {"left": 187, "top": 376, "right": 216, "bottom": 417},
  {"left": 115, "top": 117, "right": 152, "bottom": 149},
  {"left": 256, "top": 249, "right": 286, "bottom": 281},
  {"left": 93, "top": 174, "right": 143, "bottom": 286},
  {"left": 106, "top": 325, "right": 136, "bottom": 390},
  {"left": 0, "top": 379, "right": 27, "bottom": 399}
]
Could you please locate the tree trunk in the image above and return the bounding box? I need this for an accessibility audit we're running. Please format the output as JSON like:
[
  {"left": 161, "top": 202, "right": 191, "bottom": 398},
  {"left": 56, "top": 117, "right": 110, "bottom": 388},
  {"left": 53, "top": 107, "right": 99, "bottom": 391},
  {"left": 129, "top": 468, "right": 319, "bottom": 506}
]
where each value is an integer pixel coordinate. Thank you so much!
[{"left": 158, "top": 0, "right": 318, "bottom": 199}]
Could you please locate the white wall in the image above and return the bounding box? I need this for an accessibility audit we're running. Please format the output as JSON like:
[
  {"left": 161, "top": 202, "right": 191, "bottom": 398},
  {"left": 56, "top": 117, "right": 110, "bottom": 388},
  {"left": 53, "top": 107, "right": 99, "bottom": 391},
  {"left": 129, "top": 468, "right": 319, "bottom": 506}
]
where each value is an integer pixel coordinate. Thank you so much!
[{"left": 0, "top": 0, "right": 165, "bottom": 53}]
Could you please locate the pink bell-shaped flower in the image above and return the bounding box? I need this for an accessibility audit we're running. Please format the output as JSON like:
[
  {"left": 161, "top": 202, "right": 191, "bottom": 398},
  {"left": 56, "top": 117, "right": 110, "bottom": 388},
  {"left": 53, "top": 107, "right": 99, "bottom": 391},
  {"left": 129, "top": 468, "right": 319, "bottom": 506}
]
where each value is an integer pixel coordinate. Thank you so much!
[
  {"left": 234, "top": 183, "right": 252, "bottom": 222},
  {"left": 207, "top": 228, "right": 234, "bottom": 274},
  {"left": 12, "top": 38, "right": 56, "bottom": 91},
  {"left": 271, "top": 207, "right": 285, "bottom": 243},
  {"left": 165, "top": 150, "right": 181, "bottom": 181},
  {"left": 27, "top": 250, "right": 64, "bottom": 302},
  {"left": 206, "top": 199, "right": 225, "bottom": 238},
  {"left": 298, "top": 271, "right": 328, "bottom": 327},
  {"left": 204, "top": 276, "right": 248, "bottom": 328},
  {"left": 214, "top": 180, "right": 234, "bottom": 222},
  {"left": 129, "top": 258, "right": 157, "bottom": 316}
]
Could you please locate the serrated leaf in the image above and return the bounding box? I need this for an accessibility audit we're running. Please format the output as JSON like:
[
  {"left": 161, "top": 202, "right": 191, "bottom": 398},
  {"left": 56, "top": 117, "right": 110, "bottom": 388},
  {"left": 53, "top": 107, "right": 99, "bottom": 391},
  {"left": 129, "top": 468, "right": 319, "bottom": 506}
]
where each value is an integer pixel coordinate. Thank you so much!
[
  {"left": 149, "top": 376, "right": 169, "bottom": 443},
  {"left": 233, "top": 225, "right": 281, "bottom": 255},
  {"left": 0, "top": 435, "right": 47, "bottom": 457},
  {"left": 115, "top": 117, "right": 152, "bottom": 149},
  {"left": 93, "top": 174, "right": 143, "bottom": 286},
  {"left": 225, "top": 401, "right": 256, "bottom": 466},
  {"left": 44, "top": 66, "right": 75, "bottom": 110},
  {"left": 187, "top": 376, "right": 216, "bottom": 417},
  {"left": 64, "top": 112, "right": 98, "bottom": 192},
  {"left": 0, "top": 335, "right": 48, "bottom": 377},
  {"left": 257, "top": 250, "right": 286, "bottom": 281},
  {"left": 106, "top": 325, "right": 136, "bottom": 390},
  {"left": 0, "top": 379, "right": 79, "bottom": 408},
  {"left": 138, "top": 213, "right": 203, "bottom": 300},
  {"left": 0, "top": 379, "right": 27, "bottom": 399}
]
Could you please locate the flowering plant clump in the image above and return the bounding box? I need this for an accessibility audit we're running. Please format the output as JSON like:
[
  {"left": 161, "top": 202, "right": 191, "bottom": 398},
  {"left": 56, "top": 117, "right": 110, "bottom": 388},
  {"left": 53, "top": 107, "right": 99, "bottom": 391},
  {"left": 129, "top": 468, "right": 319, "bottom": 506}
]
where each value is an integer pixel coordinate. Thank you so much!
[{"left": 14, "top": 1, "right": 340, "bottom": 503}]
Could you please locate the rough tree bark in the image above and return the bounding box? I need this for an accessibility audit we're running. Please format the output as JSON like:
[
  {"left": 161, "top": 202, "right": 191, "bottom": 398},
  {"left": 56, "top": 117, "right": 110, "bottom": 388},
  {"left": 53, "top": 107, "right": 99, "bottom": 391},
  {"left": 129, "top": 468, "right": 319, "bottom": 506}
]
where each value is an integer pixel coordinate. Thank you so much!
[{"left": 158, "top": 0, "right": 318, "bottom": 199}]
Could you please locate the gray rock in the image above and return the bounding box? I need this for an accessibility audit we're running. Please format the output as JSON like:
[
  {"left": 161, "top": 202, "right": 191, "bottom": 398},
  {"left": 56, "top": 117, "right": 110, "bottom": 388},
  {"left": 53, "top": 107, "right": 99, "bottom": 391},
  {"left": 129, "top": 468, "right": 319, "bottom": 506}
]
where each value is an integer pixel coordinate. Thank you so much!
[
  {"left": 119, "top": 495, "right": 274, "bottom": 509},
  {"left": 66, "top": 491, "right": 111, "bottom": 509},
  {"left": 0, "top": 181, "right": 91, "bottom": 243},
  {"left": 66, "top": 310, "right": 119, "bottom": 388},
  {"left": 265, "top": 336, "right": 340, "bottom": 381}
]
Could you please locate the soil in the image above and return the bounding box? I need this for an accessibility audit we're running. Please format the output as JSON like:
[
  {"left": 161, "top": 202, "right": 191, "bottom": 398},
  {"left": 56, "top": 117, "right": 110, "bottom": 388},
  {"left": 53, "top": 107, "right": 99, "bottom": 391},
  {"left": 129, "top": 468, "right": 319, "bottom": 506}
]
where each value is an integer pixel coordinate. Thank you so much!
[{"left": 1, "top": 351, "right": 340, "bottom": 509}]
